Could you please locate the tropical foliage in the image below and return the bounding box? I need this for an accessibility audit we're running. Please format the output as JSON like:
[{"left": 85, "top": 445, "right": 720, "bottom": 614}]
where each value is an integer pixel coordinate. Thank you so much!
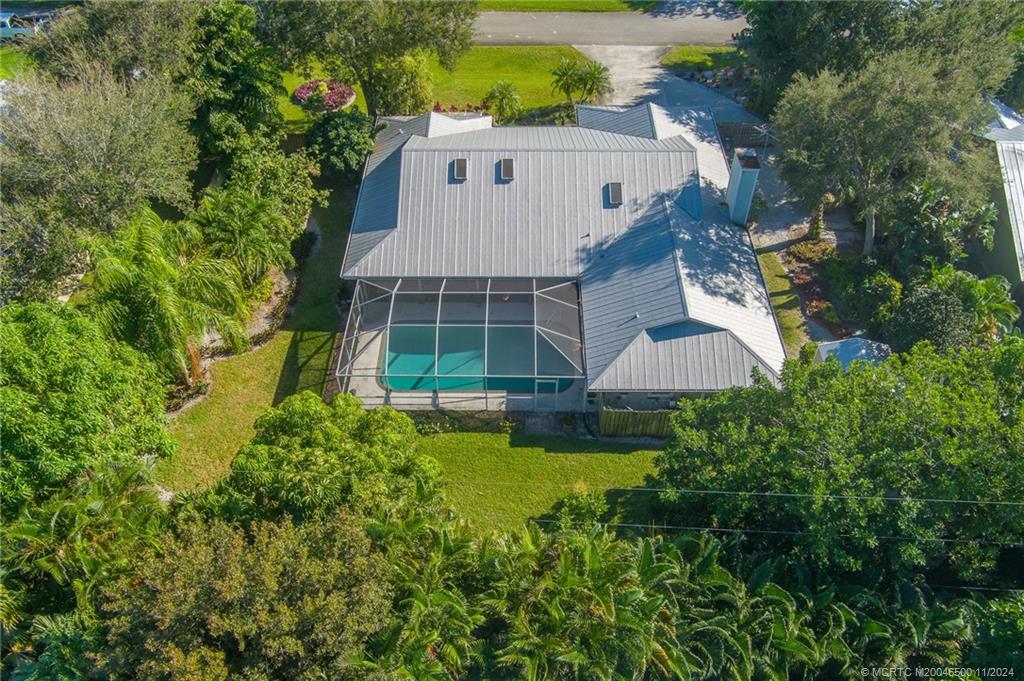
[
  {"left": 657, "top": 339, "right": 1024, "bottom": 585},
  {"left": 482, "top": 80, "right": 523, "bottom": 123},
  {"left": 188, "top": 188, "right": 294, "bottom": 290},
  {"left": 0, "top": 303, "right": 173, "bottom": 512},
  {"left": 307, "top": 109, "right": 379, "bottom": 178},
  {"left": 551, "top": 57, "right": 612, "bottom": 105},
  {"left": 74, "top": 208, "right": 248, "bottom": 384}
]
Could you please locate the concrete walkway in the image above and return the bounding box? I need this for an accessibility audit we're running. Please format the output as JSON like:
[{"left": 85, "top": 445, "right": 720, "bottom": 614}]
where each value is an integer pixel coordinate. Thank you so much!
[{"left": 476, "top": 5, "right": 747, "bottom": 45}]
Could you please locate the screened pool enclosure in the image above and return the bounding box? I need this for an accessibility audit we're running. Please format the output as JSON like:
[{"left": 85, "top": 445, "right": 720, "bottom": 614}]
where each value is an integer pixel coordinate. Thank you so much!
[{"left": 336, "top": 278, "right": 585, "bottom": 408}]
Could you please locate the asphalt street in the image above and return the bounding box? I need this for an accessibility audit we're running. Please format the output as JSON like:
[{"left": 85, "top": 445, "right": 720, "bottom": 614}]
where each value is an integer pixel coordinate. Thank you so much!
[{"left": 475, "top": 5, "right": 747, "bottom": 45}]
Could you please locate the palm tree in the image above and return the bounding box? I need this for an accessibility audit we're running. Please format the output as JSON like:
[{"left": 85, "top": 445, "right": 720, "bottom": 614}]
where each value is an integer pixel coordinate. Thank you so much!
[
  {"left": 576, "top": 60, "right": 613, "bottom": 105},
  {"left": 482, "top": 80, "right": 523, "bottom": 124},
  {"left": 74, "top": 207, "right": 247, "bottom": 385},
  {"left": 189, "top": 188, "right": 294, "bottom": 290},
  {"left": 929, "top": 265, "right": 1021, "bottom": 338},
  {"left": 3, "top": 464, "right": 166, "bottom": 616},
  {"left": 551, "top": 58, "right": 582, "bottom": 106}
]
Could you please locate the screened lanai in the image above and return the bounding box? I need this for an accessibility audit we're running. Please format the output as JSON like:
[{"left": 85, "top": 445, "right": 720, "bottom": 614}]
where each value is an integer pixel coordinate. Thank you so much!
[{"left": 335, "top": 278, "right": 585, "bottom": 408}]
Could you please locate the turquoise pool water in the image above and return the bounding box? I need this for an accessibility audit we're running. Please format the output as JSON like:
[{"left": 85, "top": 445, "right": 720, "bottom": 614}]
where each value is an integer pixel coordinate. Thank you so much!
[{"left": 382, "top": 324, "right": 575, "bottom": 393}]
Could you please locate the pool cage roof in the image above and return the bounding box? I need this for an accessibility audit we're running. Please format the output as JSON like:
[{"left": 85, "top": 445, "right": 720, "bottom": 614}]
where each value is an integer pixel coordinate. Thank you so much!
[{"left": 336, "top": 278, "right": 585, "bottom": 393}]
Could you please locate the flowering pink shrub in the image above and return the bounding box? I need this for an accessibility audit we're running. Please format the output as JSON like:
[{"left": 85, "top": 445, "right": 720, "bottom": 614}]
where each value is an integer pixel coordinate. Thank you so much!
[{"left": 292, "top": 80, "right": 355, "bottom": 112}]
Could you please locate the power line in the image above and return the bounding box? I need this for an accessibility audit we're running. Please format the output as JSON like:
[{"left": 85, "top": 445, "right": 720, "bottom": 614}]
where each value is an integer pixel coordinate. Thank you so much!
[
  {"left": 530, "top": 518, "right": 1024, "bottom": 548},
  {"left": 438, "top": 478, "right": 1024, "bottom": 508}
]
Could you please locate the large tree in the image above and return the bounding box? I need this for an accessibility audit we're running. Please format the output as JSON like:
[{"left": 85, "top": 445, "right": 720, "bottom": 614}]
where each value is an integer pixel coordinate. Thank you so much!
[
  {"left": 25, "top": 0, "right": 202, "bottom": 82},
  {"left": 95, "top": 514, "right": 393, "bottom": 680},
  {"left": 773, "top": 49, "right": 990, "bottom": 255},
  {"left": 657, "top": 339, "right": 1024, "bottom": 586},
  {"left": 0, "top": 64, "right": 197, "bottom": 235},
  {"left": 196, "top": 391, "right": 436, "bottom": 525},
  {"left": 742, "top": 0, "right": 1023, "bottom": 114},
  {"left": 0, "top": 303, "right": 174, "bottom": 514},
  {"left": 250, "top": 0, "right": 477, "bottom": 116}
]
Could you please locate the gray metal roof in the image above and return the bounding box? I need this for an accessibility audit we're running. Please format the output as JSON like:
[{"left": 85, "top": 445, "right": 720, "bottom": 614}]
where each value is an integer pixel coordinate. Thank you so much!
[
  {"left": 590, "top": 321, "right": 777, "bottom": 391},
  {"left": 995, "top": 141, "right": 1024, "bottom": 281},
  {"left": 343, "top": 118, "right": 701, "bottom": 278},
  {"left": 341, "top": 104, "right": 786, "bottom": 391}
]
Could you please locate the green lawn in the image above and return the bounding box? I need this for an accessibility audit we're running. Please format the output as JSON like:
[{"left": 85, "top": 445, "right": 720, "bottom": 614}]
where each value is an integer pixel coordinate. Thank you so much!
[
  {"left": 428, "top": 45, "right": 580, "bottom": 112},
  {"left": 660, "top": 45, "right": 743, "bottom": 76},
  {"left": 0, "top": 46, "right": 33, "bottom": 79},
  {"left": 421, "top": 432, "right": 659, "bottom": 532},
  {"left": 278, "top": 46, "right": 584, "bottom": 133},
  {"left": 480, "top": 0, "right": 658, "bottom": 11},
  {"left": 757, "top": 249, "right": 809, "bottom": 358},
  {"left": 156, "top": 181, "right": 356, "bottom": 492}
]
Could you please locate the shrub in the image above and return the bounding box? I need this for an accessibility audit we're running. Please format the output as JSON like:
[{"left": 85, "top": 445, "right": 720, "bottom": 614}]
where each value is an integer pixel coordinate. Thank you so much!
[
  {"left": 882, "top": 284, "right": 976, "bottom": 353},
  {"left": 788, "top": 238, "right": 836, "bottom": 264},
  {"left": 858, "top": 270, "right": 902, "bottom": 330},
  {"left": 307, "top": 109, "right": 378, "bottom": 178},
  {"left": 554, "top": 487, "right": 608, "bottom": 529}
]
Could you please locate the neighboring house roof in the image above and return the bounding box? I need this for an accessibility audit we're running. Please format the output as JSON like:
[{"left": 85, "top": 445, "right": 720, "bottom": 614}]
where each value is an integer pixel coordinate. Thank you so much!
[
  {"left": 995, "top": 141, "right": 1024, "bottom": 282},
  {"left": 814, "top": 337, "right": 892, "bottom": 369},
  {"left": 342, "top": 104, "right": 786, "bottom": 390},
  {"left": 988, "top": 97, "right": 1024, "bottom": 133}
]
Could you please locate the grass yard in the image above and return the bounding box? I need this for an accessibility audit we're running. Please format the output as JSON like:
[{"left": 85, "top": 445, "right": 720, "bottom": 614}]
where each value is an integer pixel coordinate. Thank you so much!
[
  {"left": 421, "top": 432, "right": 659, "bottom": 533},
  {"left": 479, "top": 0, "right": 658, "bottom": 11},
  {"left": 156, "top": 181, "right": 356, "bottom": 492},
  {"left": 757, "top": 249, "right": 809, "bottom": 358},
  {"left": 660, "top": 45, "right": 743, "bottom": 76},
  {"left": 427, "top": 45, "right": 581, "bottom": 113},
  {"left": 278, "top": 70, "right": 367, "bottom": 134},
  {"left": 0, "top": 46, "right": 33, "bottom": 79},
  {"left": 278, "top": 46, "right": 584, "bottom": 133}
]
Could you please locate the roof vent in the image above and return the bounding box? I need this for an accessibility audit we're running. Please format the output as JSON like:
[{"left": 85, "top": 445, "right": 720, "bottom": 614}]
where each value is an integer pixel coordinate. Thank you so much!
[
  {"left": 452, "top": 157, "right": 467, "bottom": 181},
  {"left": 607, "top": 182, "right": 623, "bottom": 206},
  {"left": 499, "top": 158, "right": 514, "bottom": 181}
]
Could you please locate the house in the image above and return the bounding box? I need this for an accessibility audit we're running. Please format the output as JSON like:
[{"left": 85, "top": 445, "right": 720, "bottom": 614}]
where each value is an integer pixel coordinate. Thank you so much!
[
  {"left": 335, "top": 103, "right": 786, "bottom": 411},
  {"left": 980, "top": 99, "right": 1024, "bottom": 307},
  {"left": 813, "top": 337, "right": 891, "bottom": 369}
]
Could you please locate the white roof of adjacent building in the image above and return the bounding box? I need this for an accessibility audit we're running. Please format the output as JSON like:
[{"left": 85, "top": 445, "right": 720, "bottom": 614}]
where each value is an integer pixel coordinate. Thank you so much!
[
  {"left": 995, "top": 141, "right": 1024, "bottom": 282},
  {"left": 342, "top": 104, "right": 786, "bottom": 391},
  {"left": 814, "top": 337, "right": 892, "bottom": 369}
]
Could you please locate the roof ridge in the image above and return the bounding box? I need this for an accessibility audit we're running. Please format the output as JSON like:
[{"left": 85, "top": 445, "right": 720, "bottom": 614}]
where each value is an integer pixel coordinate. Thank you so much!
[{"left": 587, "top": 328, "right": 648, "bottom": 389}]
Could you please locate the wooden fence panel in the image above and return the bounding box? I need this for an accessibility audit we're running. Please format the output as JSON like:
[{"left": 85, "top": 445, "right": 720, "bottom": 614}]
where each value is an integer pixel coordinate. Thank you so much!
[{"left": 598, "top": 407, "right": 672, "bottom": 438}]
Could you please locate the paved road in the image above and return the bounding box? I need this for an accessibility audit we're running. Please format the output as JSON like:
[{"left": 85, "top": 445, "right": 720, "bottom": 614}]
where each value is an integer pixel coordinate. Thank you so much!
[{"left": 475, "top": 8, "right": 747, "bottom": 45}]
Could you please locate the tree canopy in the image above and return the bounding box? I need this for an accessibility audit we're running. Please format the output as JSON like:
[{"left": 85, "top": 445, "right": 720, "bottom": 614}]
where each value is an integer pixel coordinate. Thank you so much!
[
  {"left": 657, "top": 339, "right": 1024, "bottom": 585},
  {"left": 96, "top": 514, "right": 392, "bottom": 681},
  {"left": 0, "top": 303, "right": 174, "bottom": 513},
  {"left": 196, "top": 391, "right": 437, "bottom": 524},
  {"left": 0, "top": 64, "right": 197, "bottom": 235},
  {"left": 250, "top": 0, "right": 477, "bottom": 115}
]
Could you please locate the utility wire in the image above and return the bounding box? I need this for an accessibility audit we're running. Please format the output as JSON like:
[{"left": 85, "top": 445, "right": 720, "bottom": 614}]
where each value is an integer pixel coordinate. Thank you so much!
[{"left": 529, "top": 518, "right": 1024, "bottom": 548}]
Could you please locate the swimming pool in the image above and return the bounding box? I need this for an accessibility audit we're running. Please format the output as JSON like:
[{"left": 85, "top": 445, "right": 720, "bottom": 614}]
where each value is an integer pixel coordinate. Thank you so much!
[
  {"left": 383, "top": 324, "right": 576, "bottom": 393},
  {"left": 336, "top": 277, "right": 584, "bottom": 394}
]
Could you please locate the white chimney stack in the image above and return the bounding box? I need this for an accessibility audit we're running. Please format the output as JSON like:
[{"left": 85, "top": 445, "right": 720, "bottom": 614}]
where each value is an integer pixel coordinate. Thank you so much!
[{"left": 725, "top": 148, "right": 760, "bottom": 226}]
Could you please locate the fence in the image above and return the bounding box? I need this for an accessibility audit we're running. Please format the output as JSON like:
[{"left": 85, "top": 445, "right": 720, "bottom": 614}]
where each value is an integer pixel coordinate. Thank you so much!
[
  {"left": 716, "top": 122, "right": 774, "bottom": 155},
  {"left": 598, "top": 407, "right": 672, "bottom": 438}
]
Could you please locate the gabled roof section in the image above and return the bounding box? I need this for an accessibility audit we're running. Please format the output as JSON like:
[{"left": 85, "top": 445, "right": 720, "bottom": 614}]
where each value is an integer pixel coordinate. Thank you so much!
[
  {"left": 423, "top": 111, "right": 493, "bottom": 137},
  {"left": 576, "top": 102, "right": 697, "bottom": 140},
  {"left": 589, "top": 321, "right": 777, "bottom": 392},
  {"left": 580, "top": 202, "right": 688, "bottom": 386}
]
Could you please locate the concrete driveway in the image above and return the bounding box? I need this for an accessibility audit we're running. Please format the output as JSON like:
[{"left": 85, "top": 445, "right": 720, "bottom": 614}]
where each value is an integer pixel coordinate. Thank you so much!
[
  {"left": 575, "top": 44, "right": 759, "bottom": 122},
  {"left": 476, "top": 4, "right": 747, "bottom": 45}
]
